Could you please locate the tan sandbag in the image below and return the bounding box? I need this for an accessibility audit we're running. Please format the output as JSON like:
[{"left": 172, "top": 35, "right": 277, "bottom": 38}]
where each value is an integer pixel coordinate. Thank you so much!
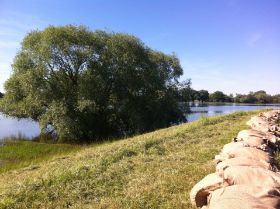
[
  {"left": 247, "top": 112, "right": 280, "bottom": 134},
  {"left": 207, "top": 198, "right": 274, "bottom": 209},
  {"left": 261, "top": 110, "right": 280, "bottom": 121},
  {"left": 236, "top": 129, "right": 267, "bottom": 147},
  {"left": 237, "top": 129, "right": 267, "bottom": 138},
  {"left": 221, "top": 141, "right": 246, "bottom": 153},
  {"left": 207, "top": 185, "right": 279, "bottom": 209},
  {"left": 216, "top": 146, "right": 272, "bottom": 163},
  {"left": 216, "top": 157, "right": 272, "bottom": 174},
  {"left": 223, "top": 166, "right": 280, "bottom": 188},
  {"left": 247, "top": 116, "right": 271, "bottom": 132},
  {"left": 234, "top": 129, "right": 280, "bottom": 153},
  {"left": 189, "top": 173, "right": 229, "bottom": 207},
  {"left": 235, "top": 129, "right": 279, "bottom": 144},
  {"left": 235, "top": 129, "right": 274, "bottom": 152}
]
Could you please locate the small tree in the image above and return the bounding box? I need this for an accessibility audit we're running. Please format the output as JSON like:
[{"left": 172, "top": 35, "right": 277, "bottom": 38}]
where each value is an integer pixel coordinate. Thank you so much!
[
  {"left": 253, "top": 91, "right": 272, "bottom": 104},
  {"left": 197, "top": 90, "right": 209, "bottom": 102},
  {"left": 209, "top": 91, "right": 227, "bottom": 102},
  {"left": 0, "top": 25, "right": 186, "bottom": 142}
]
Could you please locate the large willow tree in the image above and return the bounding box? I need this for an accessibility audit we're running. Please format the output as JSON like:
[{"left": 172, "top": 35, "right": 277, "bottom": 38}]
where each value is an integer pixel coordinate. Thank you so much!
[{"left": 0, "top": 25, "right": 186, "bottom": 142}]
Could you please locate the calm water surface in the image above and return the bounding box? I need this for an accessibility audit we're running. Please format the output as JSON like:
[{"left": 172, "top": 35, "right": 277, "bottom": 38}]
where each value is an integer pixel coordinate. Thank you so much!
[
  {"left": 0, "top": 113, "right": 40, "bottom": 140},
  {"left": 187, "top": 103, "right": 280, "bottom": 122},
  {"left": 0, "top": 103, "right": 280, "bottom": 140}
]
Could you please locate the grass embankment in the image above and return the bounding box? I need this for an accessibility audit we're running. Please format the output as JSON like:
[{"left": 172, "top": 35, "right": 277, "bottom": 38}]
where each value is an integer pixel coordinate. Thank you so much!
[
  {"left": 0, "top": 110, "right": 265, "bottom": 209},
  {"left": 0, "top": 140, "right": 82, "bottom": 173}
]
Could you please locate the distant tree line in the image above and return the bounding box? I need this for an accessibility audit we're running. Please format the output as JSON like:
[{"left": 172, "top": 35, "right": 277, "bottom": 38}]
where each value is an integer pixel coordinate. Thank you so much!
[
  {"left": 234, "top": 91, "right": 280, "bottom": 104},
  {"left": 180, "top": 89, "right": 280, "bottom": 104}
]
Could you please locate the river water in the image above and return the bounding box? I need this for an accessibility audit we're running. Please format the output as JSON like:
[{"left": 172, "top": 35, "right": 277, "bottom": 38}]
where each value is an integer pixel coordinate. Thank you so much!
[
  {"left": 186, "top": 103, "right": 280, "bottom": 122},
  {"left": 0, "top": 103, "right": 280, "bottom": 140},
  {"left": 0, "top": 113, "right": 40, "bottom": 140}
]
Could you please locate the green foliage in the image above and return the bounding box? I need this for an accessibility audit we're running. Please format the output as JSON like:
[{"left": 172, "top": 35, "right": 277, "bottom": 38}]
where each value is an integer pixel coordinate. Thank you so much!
[
  {"left": 209, "top": 91, "right": 225, "bottom": 102},
  {"left": 235, "top": 91, "right": 280, "bottom": 104},
  {"left": 197, "top": 90, "right": 209, "bottom": 102},
  {"left": 0, "top": 25, "right": 186, "bottom": 142},
  {"left": 209, "top": 91, "right": 233, "bottom": 102},
  {"left": 177, "top": 80, "right": 192, "bottom": 101},
  {"left": 0, "top": 92, "right": 3, "bottom": 98},
  {"left": 272, "top": 94, "right": 280, "bottom": 103},
  {"left": 178, "top": 85, "right": 210, "bottom": 103}
]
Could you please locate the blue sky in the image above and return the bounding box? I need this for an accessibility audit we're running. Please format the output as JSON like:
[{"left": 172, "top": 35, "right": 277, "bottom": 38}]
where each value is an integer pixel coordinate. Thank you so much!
[{"left": 0, "top": 0, "right": 279, "bottom": 94}]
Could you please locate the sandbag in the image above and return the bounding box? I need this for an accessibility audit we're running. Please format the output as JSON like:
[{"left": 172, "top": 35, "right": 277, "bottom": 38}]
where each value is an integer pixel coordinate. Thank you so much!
[
  {"left": 247, "top": 116, "right": 271, "bottom": 132},
  {"left": 206, "top": 185, "right": 279, "bottom": 209},
  {"left": 237, "top": 129, "right": 267, "bottom": 138},
  {"left": 261, "top": 110, "right": 280, "bottom": 121},
  {"left": 234, "top": 129, "right": 276, "bottom": 152},
  {"left": 223, "top": 166, "right": 280, "bottom": 188},
  {"left": 189, "top": 173, "right": 229, "bottom": 207},
  {"left": 215, "top": 146, "right": 272, "bottom": 163},
  {"left": 221, "top": 141, "right": 246, "bottom": 153},
  {"left": 236, "top": 129, "right": 267, "bottom": 147},
  {"left": 216, "top": 157, "right": 272, "bottom": 174}
]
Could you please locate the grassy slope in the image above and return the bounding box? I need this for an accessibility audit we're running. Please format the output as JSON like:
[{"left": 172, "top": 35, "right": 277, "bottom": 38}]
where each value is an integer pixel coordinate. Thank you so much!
[
  {"left": 0, "top": 140, "right": 81, "bottom": 173},
  {"left": 0, "top": 111, "right": 263, "bottom": 209}
]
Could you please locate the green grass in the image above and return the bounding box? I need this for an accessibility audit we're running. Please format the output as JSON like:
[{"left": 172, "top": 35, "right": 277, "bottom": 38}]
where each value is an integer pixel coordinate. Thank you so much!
[
  {"left": 0, "top": 110, "right": 265, "bottom": 209},
  {"left": 0, "top": 140, "right": 81, "bottom": 173}
]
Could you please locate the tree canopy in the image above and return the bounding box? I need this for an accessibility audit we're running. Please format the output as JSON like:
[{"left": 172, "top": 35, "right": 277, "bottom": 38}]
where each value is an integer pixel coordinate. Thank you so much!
[
  {"left": 0, "top": 92, "right": 3, "bottom": 99},
  {"left": 197, "top": 90, "right": 209, "bottom": 102},
  {"left": 234, "top": 91, "right": 280, "bottom": 104},
  {"left": 0, "top": 25, "right": 187, "bottom": 142},
  {"left": 209, "top": 91, "right": 233, "bottom": 103}
]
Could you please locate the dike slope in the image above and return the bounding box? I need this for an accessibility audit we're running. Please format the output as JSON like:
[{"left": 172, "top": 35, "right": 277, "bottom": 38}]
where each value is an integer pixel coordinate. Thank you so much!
[{"left": 0, "top": 110, "right": 272, "bottom": 209}]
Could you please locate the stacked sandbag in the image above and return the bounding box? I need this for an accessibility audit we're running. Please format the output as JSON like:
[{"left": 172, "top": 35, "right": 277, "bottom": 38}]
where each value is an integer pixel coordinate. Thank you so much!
[{"left": 190, "top": 110, "right": 280, "bottom": 209}]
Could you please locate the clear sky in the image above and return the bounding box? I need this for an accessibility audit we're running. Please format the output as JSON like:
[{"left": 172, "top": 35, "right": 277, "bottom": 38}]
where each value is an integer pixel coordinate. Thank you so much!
[{"left": 0, "top": 0, "right": 279, "bottom": 94}]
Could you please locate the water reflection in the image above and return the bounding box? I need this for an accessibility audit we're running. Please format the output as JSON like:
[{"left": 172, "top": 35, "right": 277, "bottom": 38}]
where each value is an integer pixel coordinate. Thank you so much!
[{"left": 186, "top": 103, "right": 280, "bottom": 122}]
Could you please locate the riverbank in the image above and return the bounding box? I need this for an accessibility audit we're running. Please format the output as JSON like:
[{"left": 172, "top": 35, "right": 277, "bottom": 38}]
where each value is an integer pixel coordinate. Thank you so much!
[
  {"left": 0, "top": 139, "right": 82, "bottom": 173},
  {"left": 0, "top": 110, "right": 276, "bottom": 208}
]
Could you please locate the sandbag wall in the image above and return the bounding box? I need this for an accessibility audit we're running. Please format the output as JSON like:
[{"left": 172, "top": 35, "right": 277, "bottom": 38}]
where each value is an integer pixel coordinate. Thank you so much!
[{"left": 190, "top": 110, "right": 280, "bottom": 209}]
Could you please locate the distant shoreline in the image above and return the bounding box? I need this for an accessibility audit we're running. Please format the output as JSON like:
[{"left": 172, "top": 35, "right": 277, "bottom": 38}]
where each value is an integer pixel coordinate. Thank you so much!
[{"left": 189, "top": 102, "right": 280, "bottom": 106}]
